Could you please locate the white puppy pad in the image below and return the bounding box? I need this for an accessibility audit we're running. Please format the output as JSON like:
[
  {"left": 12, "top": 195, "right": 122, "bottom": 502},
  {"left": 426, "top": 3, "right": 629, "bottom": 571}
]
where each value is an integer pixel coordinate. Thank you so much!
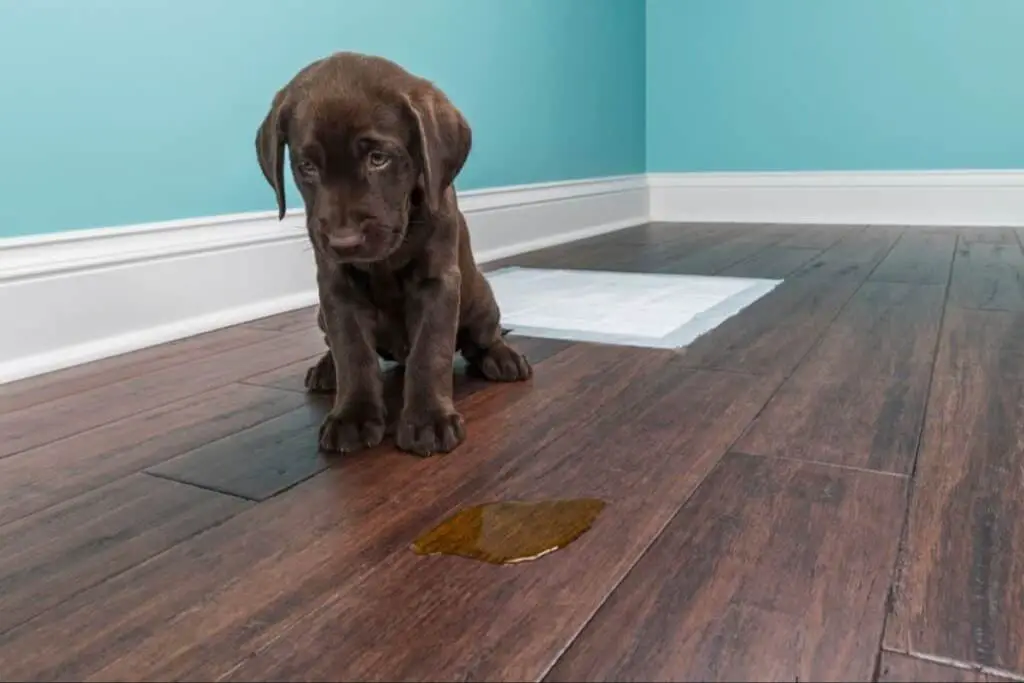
[{"left": 486, "top": 267, "right": 781, "bottom": 349}]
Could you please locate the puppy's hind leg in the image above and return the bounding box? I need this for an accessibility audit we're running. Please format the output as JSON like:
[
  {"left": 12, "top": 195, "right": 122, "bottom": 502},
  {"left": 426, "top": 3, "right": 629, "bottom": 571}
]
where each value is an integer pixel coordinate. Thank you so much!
[
  {"left": 305, "top": 306, "right": 337, "bottom": 393},
  {"left": 304, "top": 351, "right": 336, "bottom": 393},
  {"left": 459, "top": 275, "right": 532, "bottom": 383}
]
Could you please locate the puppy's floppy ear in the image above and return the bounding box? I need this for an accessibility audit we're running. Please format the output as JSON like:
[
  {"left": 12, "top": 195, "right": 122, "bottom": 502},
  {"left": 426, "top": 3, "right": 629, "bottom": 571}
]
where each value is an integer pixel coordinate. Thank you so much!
[
  {"left": 255, "top": 87, "right": 292, "bottom": 221},
  {"left": 403, "top": 86, "right": 471, "bottom": 213}
]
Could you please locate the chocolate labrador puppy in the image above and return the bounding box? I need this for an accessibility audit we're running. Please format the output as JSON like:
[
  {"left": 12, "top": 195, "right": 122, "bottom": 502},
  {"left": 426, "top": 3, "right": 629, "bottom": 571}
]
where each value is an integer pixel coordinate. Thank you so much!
[{"left": 255, "top": 52, "right": 532, "bottom": 456}]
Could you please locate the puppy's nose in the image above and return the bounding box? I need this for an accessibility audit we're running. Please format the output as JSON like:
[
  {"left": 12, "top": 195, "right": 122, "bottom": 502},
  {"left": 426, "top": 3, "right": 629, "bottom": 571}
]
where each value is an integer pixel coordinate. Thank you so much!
[
  {"left": 349, "top": 210, "right": 374, "bottom": 225},
  {"left": 327, "top": 231, "right": 364, "bottom": 249}
]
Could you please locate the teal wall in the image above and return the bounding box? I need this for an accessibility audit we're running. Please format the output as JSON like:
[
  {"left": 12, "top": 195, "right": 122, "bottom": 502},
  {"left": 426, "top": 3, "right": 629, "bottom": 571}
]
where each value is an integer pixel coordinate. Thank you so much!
[
  {"left": 646, "top": 0, "right": 1024, "bottom": 173},
  {"left": 0, "top": 0, "right": 645, "bottom": 238},
  {"left": 9, "top": 0, "right": 1019, "bottom": 239}
]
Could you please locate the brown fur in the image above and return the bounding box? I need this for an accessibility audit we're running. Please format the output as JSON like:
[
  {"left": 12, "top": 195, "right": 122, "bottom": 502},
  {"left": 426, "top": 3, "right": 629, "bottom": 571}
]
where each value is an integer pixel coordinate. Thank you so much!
[{"left": 255, "top": 52, "right": 531, "bottom": 456}]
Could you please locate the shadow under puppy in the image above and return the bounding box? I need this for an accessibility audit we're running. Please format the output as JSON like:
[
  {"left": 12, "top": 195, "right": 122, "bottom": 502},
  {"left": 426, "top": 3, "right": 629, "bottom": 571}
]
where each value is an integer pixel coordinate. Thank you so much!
[{"left": 255, "top": 51, "right": 532, "bottom": 457}]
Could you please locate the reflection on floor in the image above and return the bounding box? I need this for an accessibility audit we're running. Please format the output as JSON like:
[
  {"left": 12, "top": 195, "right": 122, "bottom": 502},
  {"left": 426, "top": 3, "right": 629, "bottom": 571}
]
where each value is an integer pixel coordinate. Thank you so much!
[{"left": 2, "top": 222, "right": 1024, "bottom": 681}]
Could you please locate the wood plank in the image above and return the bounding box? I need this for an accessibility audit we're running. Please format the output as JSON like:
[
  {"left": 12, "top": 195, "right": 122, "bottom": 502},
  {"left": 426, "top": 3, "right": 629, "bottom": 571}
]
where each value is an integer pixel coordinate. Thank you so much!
[
  {"left": 878, "top": 652, "right": 1010, "bottom": 682},
  {"left": 885, "top": 308, "right": 1024, "bottom": 676},
  {"left": 243, "top": 306, "right": 318, "bottom": 333},
  {"left": 497, "top": 223, "right": 747, "bottom": 274},
  {"left": 546, "top": 453, "right": 907, "bottom": 682},
  {"left": 948, "top": 238, "right": 1024, "bottom": 311},
  {"left": 680, "top": 258, "right": 873, "bottom": 375},
  {"left": 631, "top": 221, "right": 750, "bottom": 246},
  {"left": 774, "top": 225, "right": 858, "bottom": 249},
  {"left": 956, "top": 226, "right": 1018, "bottom": 244},
  {"left": 809, "top": 225, "right": 902, "bottom": 265},
  {"left": 0, "top": 328, "right": 325, "bottom": 459},
  {"left": 655, "top": 230, "right": 789, "bottom": 275},
  {"left": 486, "top": 223, "right": 691, "bottom": 270},
  {"left": 149, "top": 339, "right": 577, "bottom": 502},
  {"left": 0, "top": 383, "right": 304, "bottom": 527},
  {"left": 718, "top": 245, "right": 824, "bottom": 279},
  {"left": 12, "top": 221, "right": 1024, "bottom": 680},
  {"left": 0, "top": 343, "right": 679, "bottom": 681},
  {"left": 146, "top": 396, "right": 333, "bottom": 500},
  {"left": 219, "top": 369, "right": 777, "bottom": 682},
  {"left": 870, "top": 230, "right": 957, "bottom": 285},
  {"left": 0, "top": 474, "right": 248, "bottom": 634},
  {"left": 240, "top": 355, "right": 324, "bottom": 393},
  {"left": 0, "top": 325, "right": 276, "bottom": 413},
  {"left": 734, "top": 283, "right": 945, "bottom": 473},
  {"left": 679, "top": 228, "right": 907, "bottom": 376}
]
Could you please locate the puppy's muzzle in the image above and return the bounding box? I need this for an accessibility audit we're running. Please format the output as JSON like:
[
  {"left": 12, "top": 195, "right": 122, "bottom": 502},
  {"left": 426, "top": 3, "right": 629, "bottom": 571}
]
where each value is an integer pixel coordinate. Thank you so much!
[{"left": 327, "top": 232, "right": 364, "bottom": 250}]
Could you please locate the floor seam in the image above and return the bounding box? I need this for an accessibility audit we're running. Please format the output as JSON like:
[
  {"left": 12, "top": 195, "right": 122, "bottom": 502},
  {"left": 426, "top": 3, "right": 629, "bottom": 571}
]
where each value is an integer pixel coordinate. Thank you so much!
[
  {"left": 538, "top": 228, "right": 905, "bottom": 682},
  {"left": 236, "top": 379, "right": 308, "bottom": 394},
  {"left": 883, "top": 646, "right": 1024, "bottom": 682},
  {"left": 707, "top": 229, "right": 796, "bottom": 275},
  {"left": 0, "top": 345, "right": 323, "bottom": 461},
  {"left": 0, "top": 327, "right": 286, "bottom": 413},
  {"left": 0, "top": 384, "right": 305, "bottom": 530},
  {"left": 727, "top": 450, "right": 910, "bottom": 479},
  {"left": 723, "top": 229, "right": 906, "bottom": 449},
  {"left": 0, "top": 489, "right": 253, "bottom": 640},
  {"left": 869, "top": 229, "right": 957, "bottom": 683},
  {"left": 143, "top": 470, "right": 261, "bottom": 502}
]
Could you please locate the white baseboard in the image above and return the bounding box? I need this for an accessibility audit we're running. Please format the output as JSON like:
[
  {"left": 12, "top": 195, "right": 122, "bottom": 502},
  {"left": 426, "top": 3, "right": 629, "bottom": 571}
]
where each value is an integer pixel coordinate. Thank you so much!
[
  {"left": 0, "top": 174, "right": 647, "bottom": 383},
  {"left": 5, "top": 168, "right": 1019, "bottom": 383},
  {"left": 649, "top": 170, "right": 1024, "bottom": 227}
]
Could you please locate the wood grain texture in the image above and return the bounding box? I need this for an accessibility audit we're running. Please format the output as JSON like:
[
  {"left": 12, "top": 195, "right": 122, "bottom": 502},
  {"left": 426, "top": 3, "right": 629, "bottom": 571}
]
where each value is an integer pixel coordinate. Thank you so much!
[
  {"left": 956, "top": 226, "right": 1019, "bottom": 244},
  {"left": 244, "top": 306, "right": 318, "bottom": 333},
  {"left": 9, "top": 221, "right": 1024, "bottom": 681},
  {"left": 654, "top": 228, "right": 792, "bottom": 275},
  {"left": 878, "top": 653, "right": 1011, "bottom": 682},
  {"left": 871, "top": 230, "right": 957, "bottom": 285},
  {"left": 546, "top": 453, "right": 907, "bottom": 683},
  {"left": 886, "top": 308, "right": 1024, "bottom": 677},
  {"left": 146, "top": 396, "right": 333, "bottom": 500},
  {"left": 948, "top": 238, "right": 1024, "bottom": 311},
  {"left": 0, "top": 344, "right": 661, "bottom": 681},
  {"left": 486, "top": 222, "right": 731, "bottom": 273},
  {"left": 681, "top": 258, "right": 872, "bottom": 375},
  {"left": 0, "top": 474, "right": 248, "bottom": 634},
  {"left": 678, "top": 228, "right": 903, "bottom": 376},
  {"left": 0, "top": 325, "right": 275, "bottom": 413},
  {"left": 0, "top": 383, "right": 304, "bottom": 527},
  {"left": 814, "top": 225, "right": 902, "bottom": 265},
  {"left": 220, "top": 368, "right": 778, "bottom": 682},
  {"left": 773, "top": 225, "right": 856, "bottom": 249},
  {"left": 734, "top": 283, "right": 946, "bottom": 473},
  {"left": 0, "top": 328, "right": 325, "bottom": 459},
  {"left": 719, "top": 245, "right": 824, "bottom": 279},
  {"left": 240, "top": 355, "right": 325, "bottom": 393}
]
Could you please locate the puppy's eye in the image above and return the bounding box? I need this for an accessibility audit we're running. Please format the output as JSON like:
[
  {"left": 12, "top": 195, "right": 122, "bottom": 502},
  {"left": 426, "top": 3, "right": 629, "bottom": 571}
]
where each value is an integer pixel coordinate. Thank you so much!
[
  {"left": 296, "top": 160, "right": 319, "bottom": 177},
  {"left": 367, "top": 151, "right": 391, "bottom": 170}
]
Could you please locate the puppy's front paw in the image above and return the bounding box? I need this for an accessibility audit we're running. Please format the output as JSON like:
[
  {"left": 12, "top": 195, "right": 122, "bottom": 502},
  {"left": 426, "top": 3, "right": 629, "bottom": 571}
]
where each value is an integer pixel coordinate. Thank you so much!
[
  {"left": 474, "top": 341, "right": 533, "bottom": 382},
  {"left": 319, "top": 402, "right": 385, "bottom": 453},
  {"left": 304, "top": 352, "right": 336, "bottom": 393},
  {"left": 395, "top": 408, "right": 466, "bottom": 457}
]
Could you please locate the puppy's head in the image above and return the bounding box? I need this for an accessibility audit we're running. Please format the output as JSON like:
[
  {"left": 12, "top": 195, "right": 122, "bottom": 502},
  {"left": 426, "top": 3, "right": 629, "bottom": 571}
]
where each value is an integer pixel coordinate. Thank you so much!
[{"left": 255, "top": 53, "right": 471, "bottom": 264}]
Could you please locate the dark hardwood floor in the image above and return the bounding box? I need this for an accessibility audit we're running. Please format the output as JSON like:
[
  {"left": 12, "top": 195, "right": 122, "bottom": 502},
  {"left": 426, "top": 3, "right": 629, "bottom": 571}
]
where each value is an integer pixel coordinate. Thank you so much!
[{"left": 1, "top": 222, "right": 1023, "bottom": 682}]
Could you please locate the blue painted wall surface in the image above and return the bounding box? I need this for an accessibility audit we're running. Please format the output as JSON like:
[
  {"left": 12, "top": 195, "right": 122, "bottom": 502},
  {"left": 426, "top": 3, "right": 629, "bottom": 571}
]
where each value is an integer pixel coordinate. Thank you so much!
[
  {"left": 0, "top": 0, "right": 645, "bottom": 238},
  {"left": 646, "top": 0, "right": 1024, "bottom": 173}
]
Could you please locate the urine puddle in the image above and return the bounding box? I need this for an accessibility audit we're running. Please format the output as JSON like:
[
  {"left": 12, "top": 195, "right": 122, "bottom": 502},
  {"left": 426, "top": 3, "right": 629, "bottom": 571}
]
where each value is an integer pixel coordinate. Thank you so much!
[{"left": 411, "top": 498, "right": 606, "bottom": 565}]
